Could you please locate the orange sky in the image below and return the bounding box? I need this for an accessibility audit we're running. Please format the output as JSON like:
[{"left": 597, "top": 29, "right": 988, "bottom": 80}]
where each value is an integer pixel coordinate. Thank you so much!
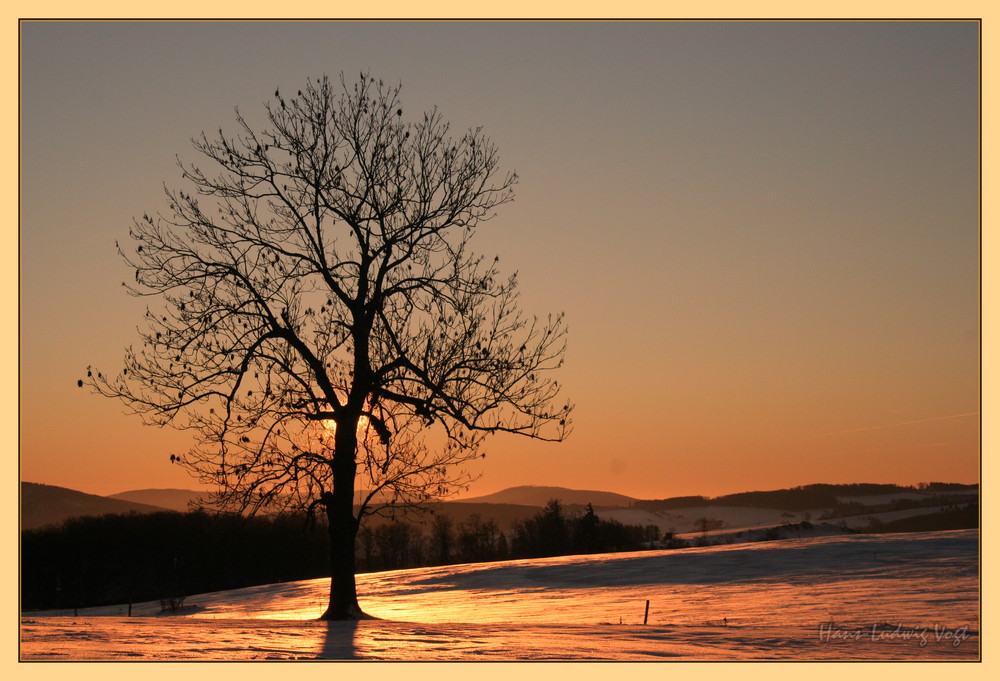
[{"left": 18, "top": 21, "right": 980, "bottom": 501}]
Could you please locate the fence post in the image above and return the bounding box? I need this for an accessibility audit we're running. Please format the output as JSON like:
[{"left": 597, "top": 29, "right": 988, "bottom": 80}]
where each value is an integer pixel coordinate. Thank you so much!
[{"left": 644, "top": 600, "right": 650, "bottom": 625}]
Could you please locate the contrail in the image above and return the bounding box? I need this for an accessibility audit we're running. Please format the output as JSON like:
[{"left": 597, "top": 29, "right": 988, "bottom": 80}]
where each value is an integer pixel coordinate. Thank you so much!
[{"left": 816, "top": 412, "right": 979, "bottom": 438}]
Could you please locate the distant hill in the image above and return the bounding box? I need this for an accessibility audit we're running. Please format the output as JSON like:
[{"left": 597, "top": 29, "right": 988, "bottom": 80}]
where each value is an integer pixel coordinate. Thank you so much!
[
  {"left": 20, "top": 482, "right": 172, "bottom": 531},
  {"left": 107, "top": 488, "right": 208, "bottom": 513},
  {"left": 633, "top": 482, "right": 979, "bottom": 513},
  {"left": 23, "top": 480, "right": 977, "bottom": 533},
  {"left": 457, "top": 485, "right": 637, "bottom": 508}
]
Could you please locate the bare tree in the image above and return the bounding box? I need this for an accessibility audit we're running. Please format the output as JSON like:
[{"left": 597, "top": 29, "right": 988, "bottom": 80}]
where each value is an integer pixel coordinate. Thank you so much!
[{"left": 84, "top": 73, "right": 572, "bottom": 620}]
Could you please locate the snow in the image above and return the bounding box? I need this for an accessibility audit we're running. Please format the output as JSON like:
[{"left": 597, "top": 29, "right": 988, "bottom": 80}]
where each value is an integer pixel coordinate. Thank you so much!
[
  {"left": 20, "top": 529, "right": 979, "bottom": 660},
  {"left": 835, "top": 489, "right": 976, "bottom": 506},
  {"left": 602, "top": 500, "right": 973, "bottom": 539}
]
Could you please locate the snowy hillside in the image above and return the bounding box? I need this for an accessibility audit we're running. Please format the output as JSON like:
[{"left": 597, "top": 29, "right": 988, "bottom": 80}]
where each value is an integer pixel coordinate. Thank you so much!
[
  {"left": 601, "top": 504, "right": 807, "bottom": 535},
  {"left": 21, "top": 529, "right": 978, "bottom": 660},
  {"left": 600, "top": 488, "right": 977, "bottom": 539}
]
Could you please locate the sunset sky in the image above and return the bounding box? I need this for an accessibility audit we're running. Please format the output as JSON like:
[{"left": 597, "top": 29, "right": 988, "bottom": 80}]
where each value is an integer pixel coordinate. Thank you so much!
[{"left": 18, "top": 20, "right": 980, "bottom": 501}]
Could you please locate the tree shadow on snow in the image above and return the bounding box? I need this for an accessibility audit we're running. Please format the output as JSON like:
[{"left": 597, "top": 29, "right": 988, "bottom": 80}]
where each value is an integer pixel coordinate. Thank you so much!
[{"left": 315, "top": 620, "right": 364, "bottom": 660}]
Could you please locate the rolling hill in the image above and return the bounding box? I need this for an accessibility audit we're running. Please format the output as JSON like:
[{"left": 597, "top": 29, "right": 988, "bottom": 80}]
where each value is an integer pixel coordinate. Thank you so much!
[
  {"left": 20, "top": 482, "right": 172, "bottom": 531},
  {"left": 456, "top": 485, "right": 637, "bottom": 508},
  {"left": 21, "top": 480, "right": 977, "bottom": 535},
  {"left": 107, "top": 488, "right": 207, "bottom": 513}
]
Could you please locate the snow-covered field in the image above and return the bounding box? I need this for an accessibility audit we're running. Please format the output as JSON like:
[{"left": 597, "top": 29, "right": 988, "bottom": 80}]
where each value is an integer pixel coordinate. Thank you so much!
[
  {"left": 602, "top": 504, "right": 809, "bottom": 535},
  {"left": 600, "top": 490, "right": 975, "bottom": 537},
  {"left": 20, "top": 529, "right": 978, "bottom": 660}
]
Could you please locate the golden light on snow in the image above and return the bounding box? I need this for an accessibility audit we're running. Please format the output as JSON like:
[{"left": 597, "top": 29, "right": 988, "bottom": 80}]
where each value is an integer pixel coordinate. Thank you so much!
[{"left": 19, "top": 531, "right": 979, "bottom": 660}]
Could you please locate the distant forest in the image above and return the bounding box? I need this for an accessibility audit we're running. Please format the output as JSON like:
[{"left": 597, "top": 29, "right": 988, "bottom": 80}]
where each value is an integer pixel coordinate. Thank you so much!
[
  {"left": 21, "top": 500, "right": 659, "bottom": 612},
  {"left": 632, "top": 482, "right": 977, "bottom": 513}
]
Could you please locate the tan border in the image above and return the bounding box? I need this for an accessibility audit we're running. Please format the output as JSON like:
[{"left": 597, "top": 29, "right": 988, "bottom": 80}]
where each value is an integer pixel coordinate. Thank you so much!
[{"left": 7, "top": 5, "right": 993, "bottom": 678}]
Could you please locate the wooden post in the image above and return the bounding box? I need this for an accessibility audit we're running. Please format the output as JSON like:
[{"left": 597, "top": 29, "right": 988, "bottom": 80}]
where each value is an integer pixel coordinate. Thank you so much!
[{"left": 643, "top": 600, "right": 650, "bottom": 625}]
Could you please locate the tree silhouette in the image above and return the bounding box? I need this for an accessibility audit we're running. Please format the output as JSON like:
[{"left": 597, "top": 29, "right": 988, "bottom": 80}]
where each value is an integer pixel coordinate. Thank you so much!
[
  {"left": 575, "top": 503, "right": 601, "bottom": 553},
  {"left": 430, "top": 513, "right": 454, "bottom": 565},
  {"left": 84, "top": 73, "right": 572, "bottom": 619}
]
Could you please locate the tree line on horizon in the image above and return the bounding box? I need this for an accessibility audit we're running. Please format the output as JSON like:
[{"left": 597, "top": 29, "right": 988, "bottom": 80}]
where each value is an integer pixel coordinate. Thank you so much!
[
  {"left": 633, "top": 482, "right": 978, "bottom": 513},
  {"left": 21, "top": 500, "right": 659, "bottom": 612}
]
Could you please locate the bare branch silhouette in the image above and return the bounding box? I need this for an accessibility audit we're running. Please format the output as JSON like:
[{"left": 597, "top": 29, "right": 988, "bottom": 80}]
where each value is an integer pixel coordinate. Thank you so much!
[{"left": 85, "top": 73, "right": 572, "bottom": 619}]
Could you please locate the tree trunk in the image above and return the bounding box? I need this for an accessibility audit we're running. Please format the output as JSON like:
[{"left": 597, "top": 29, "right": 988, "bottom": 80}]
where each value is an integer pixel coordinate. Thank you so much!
[
  {"left": 318, "top": 417, "right": 370, "bottom": 620},
  {"left": 320, "top": 494, "right": 367, "bottom": 619}
]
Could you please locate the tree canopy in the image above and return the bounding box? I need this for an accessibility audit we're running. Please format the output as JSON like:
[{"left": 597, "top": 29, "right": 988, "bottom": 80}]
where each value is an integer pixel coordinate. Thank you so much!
[{"left": 85, "top": 73, "right": 572, "bottom": 618}]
